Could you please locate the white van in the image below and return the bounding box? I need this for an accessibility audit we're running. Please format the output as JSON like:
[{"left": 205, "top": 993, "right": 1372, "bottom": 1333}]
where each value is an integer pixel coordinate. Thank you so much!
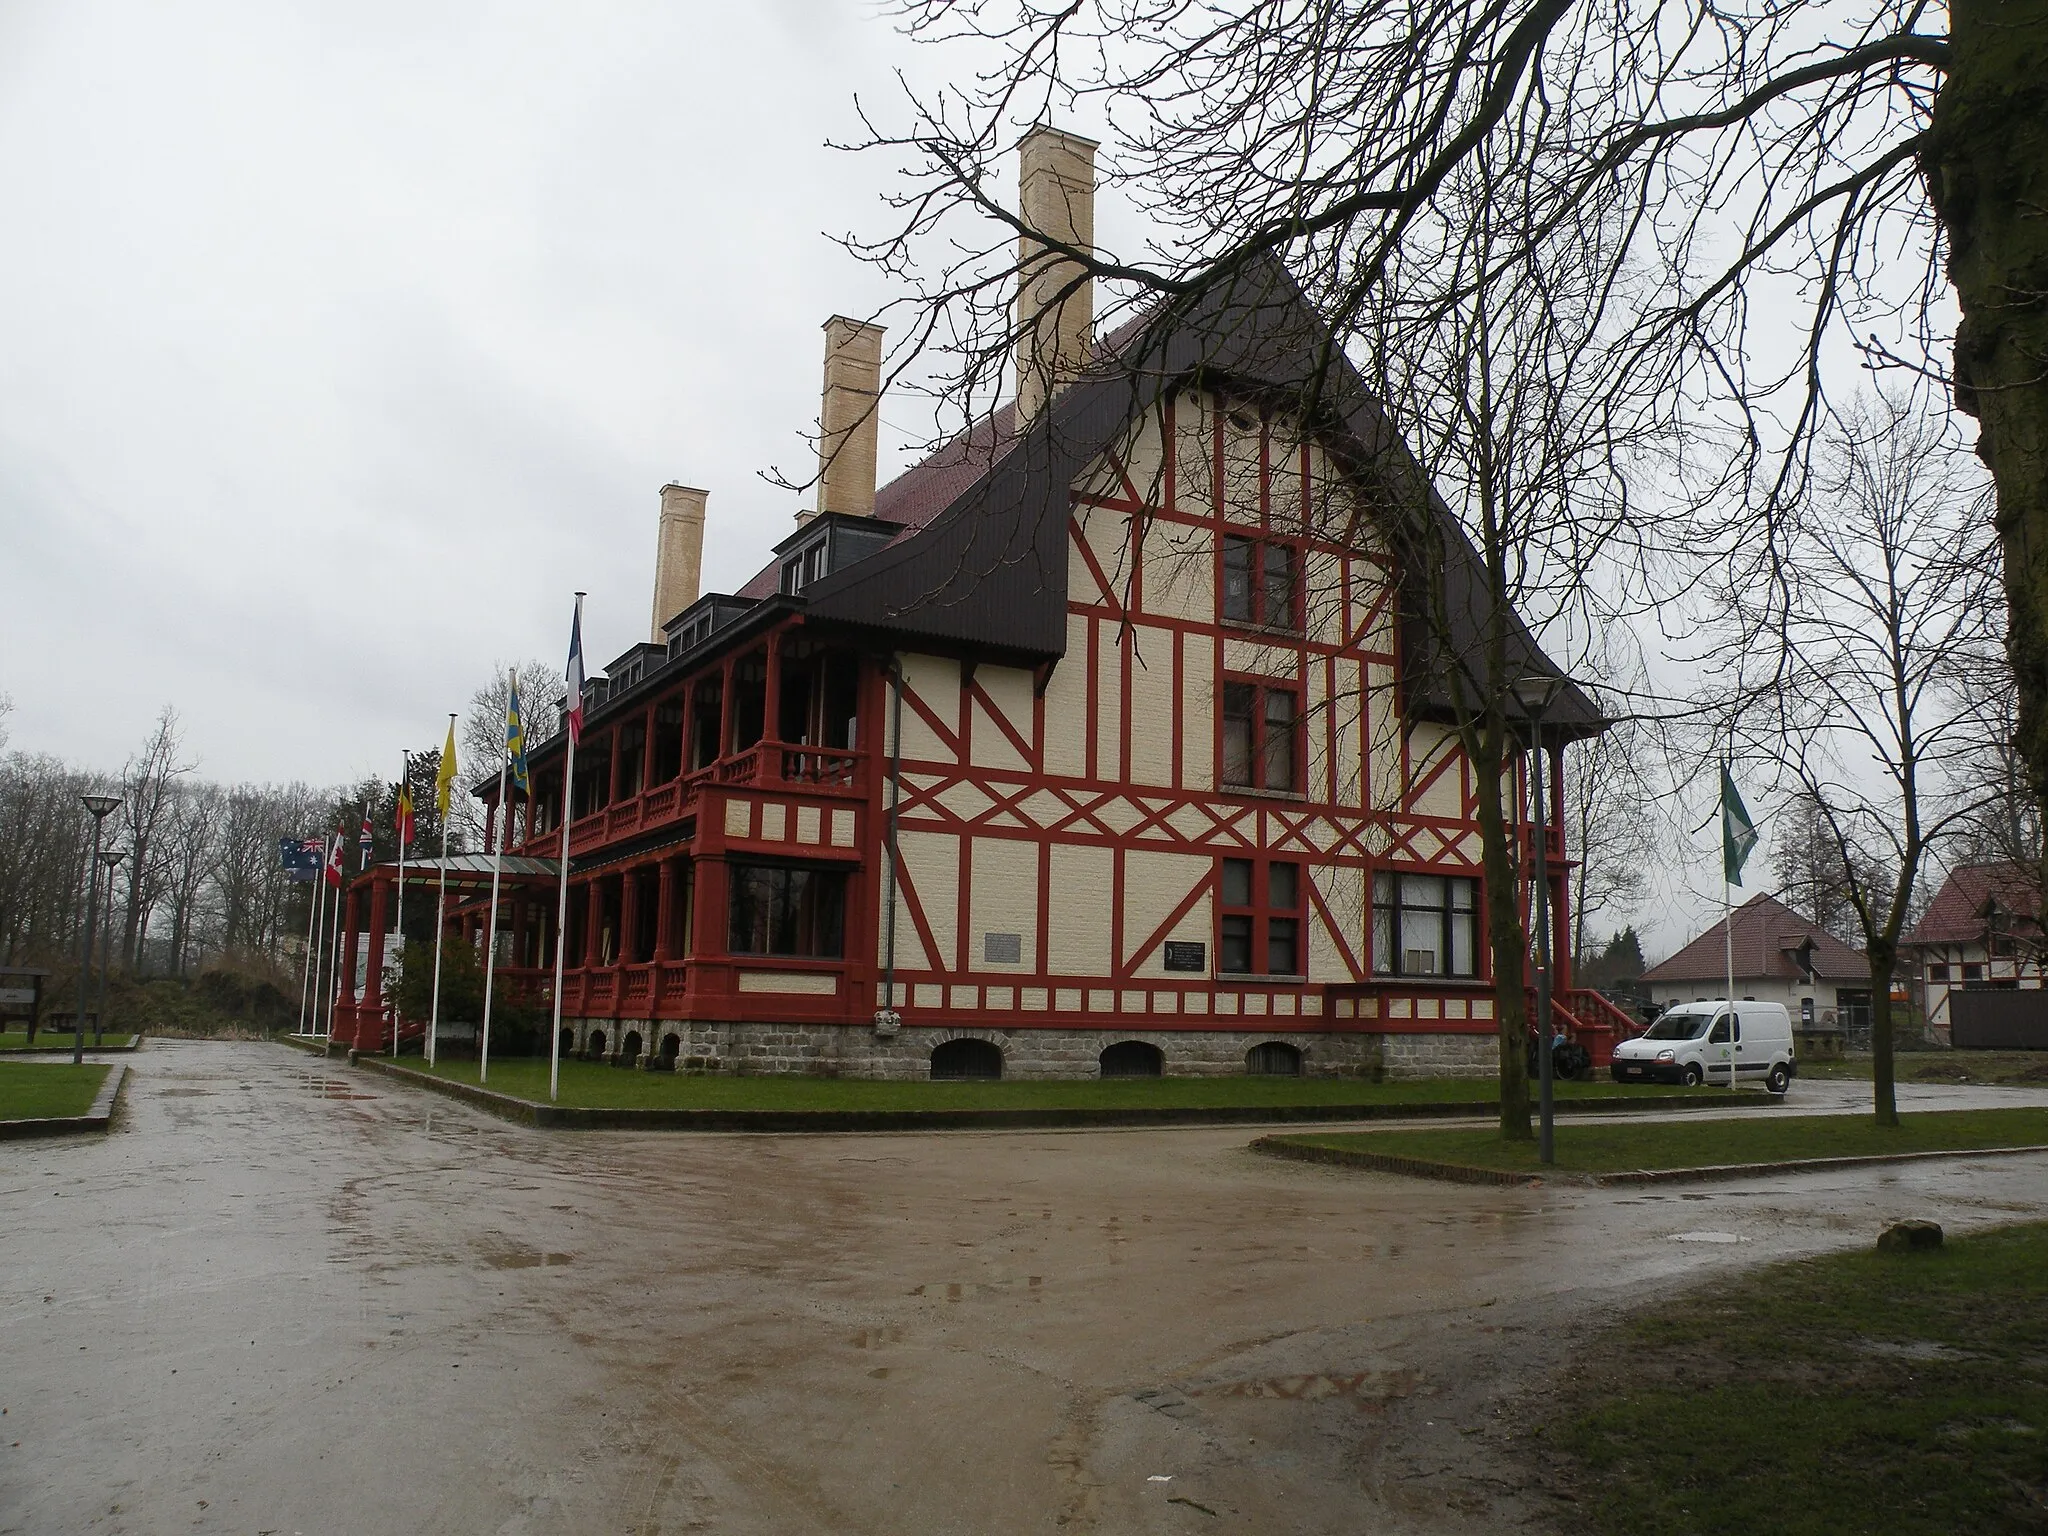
[{"left": 1609, "top": 1001, "right": 1794, "bottom": 1095}]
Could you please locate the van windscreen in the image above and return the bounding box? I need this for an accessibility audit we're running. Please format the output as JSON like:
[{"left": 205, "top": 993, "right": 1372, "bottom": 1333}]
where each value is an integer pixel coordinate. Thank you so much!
[{"left": 1645, "top": 1013, "right": 1713, "bottom": 1041}]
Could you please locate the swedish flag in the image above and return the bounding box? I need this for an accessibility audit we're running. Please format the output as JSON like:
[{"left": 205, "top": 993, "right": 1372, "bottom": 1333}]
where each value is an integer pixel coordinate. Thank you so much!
[{"left": 506, "top": 674, "right": 530, "bottom": 798}]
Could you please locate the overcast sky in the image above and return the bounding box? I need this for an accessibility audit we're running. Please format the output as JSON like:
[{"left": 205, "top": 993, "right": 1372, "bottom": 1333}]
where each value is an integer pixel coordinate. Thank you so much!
[
  {"left": 0, "top": 1, "right": 1904, "bottom": 958},
  {"left": 0, "top": 0, "right": 993, "bottom": 787}
]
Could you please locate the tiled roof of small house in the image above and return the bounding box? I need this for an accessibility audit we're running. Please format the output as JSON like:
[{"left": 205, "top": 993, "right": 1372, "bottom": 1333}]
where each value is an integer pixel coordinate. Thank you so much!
[
  {"left": 1904, "top": 862, "right": 2045, "bottom": 946},
  {"left": 1641, "top": 892, "right": 1867, "bottom": 983}
]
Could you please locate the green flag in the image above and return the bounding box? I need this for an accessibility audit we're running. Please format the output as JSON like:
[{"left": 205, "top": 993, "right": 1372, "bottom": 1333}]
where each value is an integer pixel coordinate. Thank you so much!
[{"left": 1721, "top": 765, "right": 1758, "bottom": 886}]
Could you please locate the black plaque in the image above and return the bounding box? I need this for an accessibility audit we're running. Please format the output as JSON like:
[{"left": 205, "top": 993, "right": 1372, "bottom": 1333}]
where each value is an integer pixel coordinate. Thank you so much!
[{"left": 1163, "top": 941, "right": 1207, "bottom": 973}]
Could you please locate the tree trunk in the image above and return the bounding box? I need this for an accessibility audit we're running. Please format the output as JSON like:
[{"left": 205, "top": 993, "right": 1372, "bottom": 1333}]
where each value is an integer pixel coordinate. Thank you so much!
[
  {"left": 1476, "top": 751, "right": 1533, "bottom": 1139},
  {"left": 1867, "top": 940, "right": 1899, "bottom": 1127},
  {"left": 1930, "top": 0, "right": 2048, "bottom": 810}
]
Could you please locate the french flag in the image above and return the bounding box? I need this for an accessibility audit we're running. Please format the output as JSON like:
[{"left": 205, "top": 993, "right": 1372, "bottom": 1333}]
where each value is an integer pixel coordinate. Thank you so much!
[{"left": 565, "top": 595, "right": 586, "bottom": 744}]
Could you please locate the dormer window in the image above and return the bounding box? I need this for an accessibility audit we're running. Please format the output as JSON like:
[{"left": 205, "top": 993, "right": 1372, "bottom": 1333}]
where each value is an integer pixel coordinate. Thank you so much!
[{"left": 781, "top": 541, "right": 830, "bottom": 595}]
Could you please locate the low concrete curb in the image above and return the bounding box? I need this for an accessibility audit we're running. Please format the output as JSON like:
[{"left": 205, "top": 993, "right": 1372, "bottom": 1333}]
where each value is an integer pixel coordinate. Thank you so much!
[
  {"left": 330, "top": 1049, "right": 1784, "bottom": 1133},
  {"left": 0, "top": 1034, "right": 142, "bottom": 1055},
  {"left": 1250, "top": 1133, "right": 2048, "bottom": 1186},
  {"left": 1251, "top": 1135, "right": 1541, "bottom": 1186},
  {"left": 0, "top": 1063, "right": 128, "bottom": 1141}
]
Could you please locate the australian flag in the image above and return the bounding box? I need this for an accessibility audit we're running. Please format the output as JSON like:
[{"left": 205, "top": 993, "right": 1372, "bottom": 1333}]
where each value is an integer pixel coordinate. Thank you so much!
[{"left": 279, "top": 837, "right": 324, "bottom": 882}]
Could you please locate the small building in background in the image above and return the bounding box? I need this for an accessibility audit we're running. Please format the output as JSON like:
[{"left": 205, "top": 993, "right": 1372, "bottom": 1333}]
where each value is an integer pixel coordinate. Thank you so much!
[
  {"left": 1904, "top": 862, "right": 2047, "bottom": 1048},
  {"left": 1640, "top": 892, "right": 1870, "bottom": 1054}
]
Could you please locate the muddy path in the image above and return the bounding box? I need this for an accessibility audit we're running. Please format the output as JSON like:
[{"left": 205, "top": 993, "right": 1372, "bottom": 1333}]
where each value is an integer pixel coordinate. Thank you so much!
[{"left": 5, "top": 1041, "right": 2046, "bottom": 1534}]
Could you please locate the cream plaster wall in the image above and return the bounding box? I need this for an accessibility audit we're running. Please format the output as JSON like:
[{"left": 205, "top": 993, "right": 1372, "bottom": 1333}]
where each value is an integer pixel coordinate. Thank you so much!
[
  {"left": 895, "top": 828, "right": 958, "bottom": 970},
  {"left": 898, "top": 654, "right": 959, "bottom": 765},
  {"left": 1046, "top": 843, "right": 1115, "bottom": 976},
  {"left": 1044, "top": 615, "right": 1090, "bottom": 780},
  {"left": 1127, "top": 623, "right": 1177, "bottom": 787},
  {"left": 1118, "top": 849, "right": 1211, "bottom": 977},
  {"left": 970, "top": 665, "right": 1035, "bottom": 774},
  {"left": 968, "top": 835, "right": 1038, "bottom": 971}
]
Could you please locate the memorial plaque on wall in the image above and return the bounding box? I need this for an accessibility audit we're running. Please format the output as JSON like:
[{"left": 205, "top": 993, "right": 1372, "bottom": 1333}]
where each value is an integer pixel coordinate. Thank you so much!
[{"left": 1162, "top": 941, "right": 1206, "bottom": 973}]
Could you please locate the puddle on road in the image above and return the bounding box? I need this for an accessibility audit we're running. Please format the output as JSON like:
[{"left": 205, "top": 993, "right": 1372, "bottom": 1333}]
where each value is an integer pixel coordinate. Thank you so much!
[
  {"left": 1185, "top": 1366, "right": 1422, "bottom": 1411},
  {"left": 478, "top": 1243, "right": 575, "bottom": 1269},
  {"left": 1667, "top": 1231, "right": 1748, "bottom": 1244},
  {"left": 291, "top": 1074, "right": 377, "bottom": 1101}
]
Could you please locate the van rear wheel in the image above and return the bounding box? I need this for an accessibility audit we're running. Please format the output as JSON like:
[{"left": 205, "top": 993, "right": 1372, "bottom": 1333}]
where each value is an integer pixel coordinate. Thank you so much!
[
  {"left": 1682, "top": 1063, "right": 1702, "bottom": 1088},
  {"left": 1766, "top": 1063, "right": 1790, "bottom": 1096}
]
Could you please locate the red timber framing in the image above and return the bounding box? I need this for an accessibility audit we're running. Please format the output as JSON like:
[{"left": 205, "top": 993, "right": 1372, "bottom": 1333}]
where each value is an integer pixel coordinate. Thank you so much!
[
  {"left": 334, "top": 385, "right": 1621, "bottom": 1067},
  {"left": 863, "top": 389, "right": 1591, "bottom": 1049}
]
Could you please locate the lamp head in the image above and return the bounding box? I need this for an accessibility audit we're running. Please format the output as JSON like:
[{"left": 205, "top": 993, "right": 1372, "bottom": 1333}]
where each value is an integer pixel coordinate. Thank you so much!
[
  {"left": 1512, "top": 672, "right": 1564, "bottom": 716},
  {"left": 99, "top": 849, "right": 126, "bottom": 871},
  {"left": 81, "top": 793, "right": 122, "bottom": 821}
]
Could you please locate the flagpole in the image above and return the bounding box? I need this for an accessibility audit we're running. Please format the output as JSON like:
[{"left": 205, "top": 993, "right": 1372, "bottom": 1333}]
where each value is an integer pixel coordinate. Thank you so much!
[
  {"left": 297, "top": 851, "right": 322, "bottom": 1037},
  {"left": 480, "top": 671, "right": 513, "bottom": 1085},
  {"left": 1724, "top": 872, "right": 1736, "bottom": 1090},
  {"left": 430, "top": 713, "right": 456, "bottom": 1069},
  {"left": 550, "top": 593, "right": 585, "bottom": 1105},
  {"left": 323, "top": 834, "right": 344, "bottom": 1052},
  {"left": 394, "top": 752, "right": 408, "bottom": 1058}
]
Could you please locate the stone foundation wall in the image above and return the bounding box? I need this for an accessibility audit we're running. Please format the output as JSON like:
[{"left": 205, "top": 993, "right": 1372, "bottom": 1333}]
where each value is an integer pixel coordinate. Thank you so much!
[
  {"left": 1376, "top": 1031, "right": 1498, "bottom": 1081},
  {"left": 554, "top": 1016, "right": 1496, "bottom": 1082}
]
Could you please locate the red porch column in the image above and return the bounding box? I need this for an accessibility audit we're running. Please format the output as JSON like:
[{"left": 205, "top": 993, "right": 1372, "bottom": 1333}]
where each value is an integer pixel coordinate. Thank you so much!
[
  {"left": 1550, "top": 740, "right": 1572, "bottom": 991},
  {"left": 719, "top": 658, "right": 736, "bottom": 758},
  {"left": 692, "top": 858, "right": 728, "bottom": 964},
  {"left": 763, "top": 639, "right": 782, "bottom": 746},
  {"left": 620, "top": 868, "right": 641, "bottom": 966},
  {"left": 584, "top": 879, "right": 604, "bottom": 968},
  {"left": 643, "top": 706, "right": 659, "bottom": 789},
  {"left": 654, "top": 858, "right": 678, "bottom": 962},
  {"left": 364, "top": 874, "right": 389, "bottom": 1050},
  {"left": 679, "top": 680, "right": 696, "bottom": 773}
]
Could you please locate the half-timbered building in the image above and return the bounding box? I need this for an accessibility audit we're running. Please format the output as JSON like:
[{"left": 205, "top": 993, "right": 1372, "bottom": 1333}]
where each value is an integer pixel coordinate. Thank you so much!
[{"left": 329, "top": 127, "right": 1629, "bottom": 1079}]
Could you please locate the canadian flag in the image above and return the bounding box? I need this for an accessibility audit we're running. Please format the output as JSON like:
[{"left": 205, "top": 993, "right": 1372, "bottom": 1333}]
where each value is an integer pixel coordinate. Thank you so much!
[{"left": 323, "top": 833, "right": 344, "bottom": 888}]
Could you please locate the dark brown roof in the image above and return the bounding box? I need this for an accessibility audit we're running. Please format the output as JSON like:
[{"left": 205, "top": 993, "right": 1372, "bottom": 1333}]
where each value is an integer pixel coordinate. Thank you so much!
[
  {"left": 735, "top": 404, "right": 1025, "bottom": 602},
  {"left": 1905, "top": 862, "right": 2045, "bottom": 946},
  {"left": 1641, "top": 892, "right": 1868, "bottom": 983},
  {"left": 796, "top": 258, "right": 1603, "bottom": 731}
]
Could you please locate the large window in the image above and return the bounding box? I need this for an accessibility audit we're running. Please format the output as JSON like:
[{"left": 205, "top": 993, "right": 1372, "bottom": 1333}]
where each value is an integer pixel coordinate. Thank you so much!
[
  {"left": 1222, "top": 680, "right": 1300, "bottom": 793},
  {"left": 1221, "top": 535, "right": 1299, "bottom": 629},
  {"left": 1372, "top": 871, "right": 1479, "bottom": 977},
  {"left": 1219, "top": 857, "right": 1305, "bottom": 977},
  {"left": 728, "top": 862, "right": 847, "bottom": 958}
]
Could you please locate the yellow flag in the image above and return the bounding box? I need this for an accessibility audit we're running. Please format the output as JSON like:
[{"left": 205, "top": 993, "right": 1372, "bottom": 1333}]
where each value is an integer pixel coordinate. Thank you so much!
[{"left": 435, "top": 717, "right": 459, "bottom": 817}]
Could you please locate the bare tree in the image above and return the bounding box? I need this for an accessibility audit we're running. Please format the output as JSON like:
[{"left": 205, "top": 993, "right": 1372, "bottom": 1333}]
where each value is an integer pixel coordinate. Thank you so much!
[
  {"left": 117, "top": 707, "right": 193, "bottom": 973},
  {"left": 458, "top": 660, "right": 564, "bottom": 851},
  {"left": 1724, "top": 391, "right": 2002, "bottom": 1125},
  {"left": 0, "top": 752, "right": 107, "bottom": 970},
  {"left": 159, "top": 782, "right": 225, "bottom": 978},
  {"left": 844, "top": 0, "right": 2048, "bottom": 844},
  {"left": 1566, "top": 703, "right": 1659, "bottom": 964}
]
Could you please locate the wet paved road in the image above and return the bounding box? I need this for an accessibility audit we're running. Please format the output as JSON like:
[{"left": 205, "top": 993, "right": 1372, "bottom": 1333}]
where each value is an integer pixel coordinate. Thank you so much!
[{"left": 8, "top": 1042, "right": 2048, "bottom": 1535}]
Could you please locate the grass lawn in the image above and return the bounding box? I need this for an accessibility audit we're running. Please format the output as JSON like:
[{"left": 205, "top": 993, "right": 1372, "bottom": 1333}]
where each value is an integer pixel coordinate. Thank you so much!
[
  {"left": 1544, "top": 1220, "right": 2048, "bottom": 1535},
  {"left": 391, "top": 1054, "right": 1705, "bottom": 1113},
  {"left": 1274, "top": 1106, "right": 2048, "bottom": 1174},
  {"left": 1801, "top": 1050, "right": 2048, "bottom": 1087},
  {"left": 0, "top": 1062, "right": 110, "bottom": 1120},
  {"left": 0, "top": 1028, "right": 133, "bottom": 1053}
]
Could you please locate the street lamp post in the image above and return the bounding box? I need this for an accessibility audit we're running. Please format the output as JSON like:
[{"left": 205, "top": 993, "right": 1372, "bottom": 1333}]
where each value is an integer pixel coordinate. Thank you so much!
[
  {"left": 74, "top": 794, "right": 123, "bottom": 1066},
  {"left": 1513, "top": 675, "right": 1563, "bottom": 1165},
  {"left": 96, "top": 849, "right": 125, "bottom": 1049}
]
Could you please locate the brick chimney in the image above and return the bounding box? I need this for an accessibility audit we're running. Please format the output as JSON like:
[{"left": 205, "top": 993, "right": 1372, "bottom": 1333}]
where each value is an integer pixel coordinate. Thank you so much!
[
  {"left": 1015, "top": 126, "right": 1098, "bottom": 422},
  {"left": 650, "top": 483, "right": 707, "bottom": 642},
  {"left": 817, "top": 316, "right": 886, "bottom": 519}
]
